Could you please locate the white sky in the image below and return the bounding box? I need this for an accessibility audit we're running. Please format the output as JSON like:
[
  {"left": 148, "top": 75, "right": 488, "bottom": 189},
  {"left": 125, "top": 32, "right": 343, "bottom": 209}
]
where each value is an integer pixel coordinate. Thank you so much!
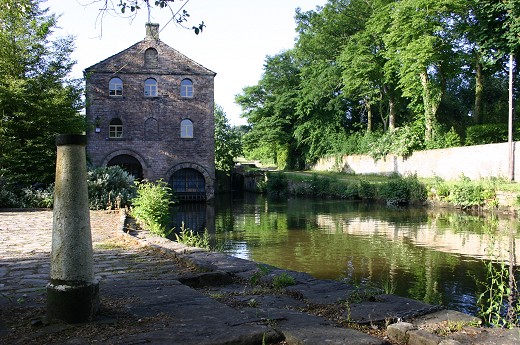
[{"left": 44, "top": 0, "right": 326, "bottom": 126}]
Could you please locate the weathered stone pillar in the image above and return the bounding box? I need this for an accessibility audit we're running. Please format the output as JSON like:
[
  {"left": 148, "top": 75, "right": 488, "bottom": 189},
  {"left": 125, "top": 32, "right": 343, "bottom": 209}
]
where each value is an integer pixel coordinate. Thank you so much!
[{"left": 47, "top": 134, "right": 99, "bottom": 323}]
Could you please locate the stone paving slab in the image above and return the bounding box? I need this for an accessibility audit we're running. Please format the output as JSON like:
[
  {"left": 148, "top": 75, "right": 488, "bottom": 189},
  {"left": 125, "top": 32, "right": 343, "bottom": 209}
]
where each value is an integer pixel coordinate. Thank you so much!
[{"left": 2, "top": 209, "right": 520, "bottom": 345}]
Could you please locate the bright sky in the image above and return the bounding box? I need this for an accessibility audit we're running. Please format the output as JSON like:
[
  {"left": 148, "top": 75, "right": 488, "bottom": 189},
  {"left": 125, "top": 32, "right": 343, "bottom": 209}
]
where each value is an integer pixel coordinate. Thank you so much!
[{"left": 44, "top": 0, "right": 326, "bottom": 126}]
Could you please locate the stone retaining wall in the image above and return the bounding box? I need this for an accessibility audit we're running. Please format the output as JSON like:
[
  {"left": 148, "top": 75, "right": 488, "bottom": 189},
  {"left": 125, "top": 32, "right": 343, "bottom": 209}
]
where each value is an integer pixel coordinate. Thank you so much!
[{"left": 312, "top": 142, "right": 520, "bottom": 180}]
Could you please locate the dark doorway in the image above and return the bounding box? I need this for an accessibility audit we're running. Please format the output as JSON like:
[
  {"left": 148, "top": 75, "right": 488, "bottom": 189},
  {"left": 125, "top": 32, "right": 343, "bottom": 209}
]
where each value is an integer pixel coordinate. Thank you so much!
[
  {"left": 107, "top": 155, "right": 143, "bottom": 179},
  {"left": 170, "top": 168, "right": 206, "bottom": 202}
]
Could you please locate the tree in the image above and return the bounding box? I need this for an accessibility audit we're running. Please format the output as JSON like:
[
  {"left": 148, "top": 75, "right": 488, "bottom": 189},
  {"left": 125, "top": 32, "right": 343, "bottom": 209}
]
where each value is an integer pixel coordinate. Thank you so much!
[
  {"left": 383, "top": 0, "right": 465, "bottom": 142},
  {"left": 214, "top": 105, "right": 241, "bottom": 173},
  {"left": 93, "top": 0, "right": 205, "bottom": 35},
  {"left": 0, "top": 0, "right": 85, "bottom": 185},
  {"left": 236, "top": 50, "right": 302, "bottom": 169}
]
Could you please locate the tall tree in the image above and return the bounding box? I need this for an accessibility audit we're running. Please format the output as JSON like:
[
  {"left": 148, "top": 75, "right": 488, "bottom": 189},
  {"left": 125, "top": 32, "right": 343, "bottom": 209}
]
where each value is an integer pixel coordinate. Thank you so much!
[
  {"left": 214, "top": 105, "right": 242, "bottom": 173},
  {"left": 0, "top": 0, "right": 84, "bottom": 185},
  {"left": 383, "top": 0, "right": 463, "bottom": 141},
  {"left": 294, "top": 0, "right": 369, "bottom": 159},
  {"left": 236, "top": 50, "right": 302, "bottom": 169}
]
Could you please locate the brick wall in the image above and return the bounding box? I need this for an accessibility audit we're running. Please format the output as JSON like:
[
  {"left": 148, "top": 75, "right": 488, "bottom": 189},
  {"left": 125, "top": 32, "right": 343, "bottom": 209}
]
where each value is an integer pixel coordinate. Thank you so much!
[{"left": 85, "top": 31, "right": 216, "bottom": 199}]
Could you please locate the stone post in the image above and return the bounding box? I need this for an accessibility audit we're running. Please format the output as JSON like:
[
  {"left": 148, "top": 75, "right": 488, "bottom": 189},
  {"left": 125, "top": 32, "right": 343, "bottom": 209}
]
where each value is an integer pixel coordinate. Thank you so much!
[{"left": 47, "top": 134, "right": 99, "bottom": 323}]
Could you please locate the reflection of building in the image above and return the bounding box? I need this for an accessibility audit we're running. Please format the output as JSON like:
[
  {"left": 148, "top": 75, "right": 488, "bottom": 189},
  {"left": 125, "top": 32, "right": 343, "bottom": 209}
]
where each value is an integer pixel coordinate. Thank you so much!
[{"left": 85, "top": 23, "right": 216, "bottom": 201}]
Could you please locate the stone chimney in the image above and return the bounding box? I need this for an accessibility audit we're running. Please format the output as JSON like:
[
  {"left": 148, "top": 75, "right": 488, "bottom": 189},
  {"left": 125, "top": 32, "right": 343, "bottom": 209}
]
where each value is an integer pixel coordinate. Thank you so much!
[{"left": 145, "top": 23, "right": 159, "bottom": 40}]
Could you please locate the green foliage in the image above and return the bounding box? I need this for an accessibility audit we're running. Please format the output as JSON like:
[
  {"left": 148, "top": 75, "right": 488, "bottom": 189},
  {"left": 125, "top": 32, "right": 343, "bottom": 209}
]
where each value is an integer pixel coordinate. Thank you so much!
[
  {"left": 87, "top": 166, "right": 136, "bottom": 210},
  {"left": 174, "top": 223, "right": 210, "bottom": 249},
  {"left": 429, "top": 175, "right": 499, "bottom": 209},
  {"left": 465, "top": 124, "right": 518, "bottom": 146},
  {"left": 379, "top": 174, "right": 427, "bottom": 206},
  {"left": 250, "top": 264, "right": 272, "bottom": 286},
  {"left": 265, "top": 172, "right": 288, "bottom": 198},
  {"left": 448, "top": 176, "right": 486, "bottom": 208},
  {"left": 130, "top": 180, "right": 174, "bottom": 237},
  {"left": 475, "top": 222, "right": 520, "bottom": 328},
  {"left": 214, "top": 105, "right": 242, "bottom": 173},
  {"left": 0, "top": 179, "right": 54, "bottom": 208},
  {"left": 237, "top": 0, "right": 518, "bottom": 165},
  {"left": 0, "top": 1, "right": 85, "bottom": 186},
  {"left": 272, "top": 273, "right": 296, "bottom": 289}
]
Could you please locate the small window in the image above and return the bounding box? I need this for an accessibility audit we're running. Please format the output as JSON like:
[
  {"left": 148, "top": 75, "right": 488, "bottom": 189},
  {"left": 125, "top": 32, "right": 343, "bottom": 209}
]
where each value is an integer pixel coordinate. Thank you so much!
[
  {"left": 144, "top": 78, "right": 158, "bottom": 97},
  {"left": 180, "top": 119, "right": 193, "bottom": 138},
  {"left": 144, "top": 48, "right": 158, "bottom": 68},
  {"left": 109, "top": 77, "right": 123, "bottom": 96},
  {"left": 109, "top": 118, "right": 123, "bottom": 138},
  {"left": 180, "top": 79, "right": 193, "bottom": 98}
]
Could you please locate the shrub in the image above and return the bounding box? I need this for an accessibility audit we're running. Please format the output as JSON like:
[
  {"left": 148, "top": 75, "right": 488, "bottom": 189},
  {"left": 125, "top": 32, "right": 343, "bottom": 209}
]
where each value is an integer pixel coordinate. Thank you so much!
[
  {"left": 21, "top": 184, "right": 54, "bottom": 208},
  {"left": 0, "top": 179, "right": 54, "bottom": 208},
  {"left": 465, "top": 123, "right": 519, "bottom": 146},
  {"left": 130, "top": 180, "right": 174, "bottom": 237},
  {"left": 448, "top": 175, "right": 486, "bottom": 208},
  {"left": 266, "top": 172, "right": 288, "bottom": 197},
  {"left": 357, "top": 180, "right": 376, "bottom": 200},
  {"left": 379, "top": 174, "right": 410, "bottom": 205},
  {"left": 87, "top": 166, "right": 136, "bottom": 210},
  {"left": 378, "top": 174, "right": 427, "bottom": 206}
]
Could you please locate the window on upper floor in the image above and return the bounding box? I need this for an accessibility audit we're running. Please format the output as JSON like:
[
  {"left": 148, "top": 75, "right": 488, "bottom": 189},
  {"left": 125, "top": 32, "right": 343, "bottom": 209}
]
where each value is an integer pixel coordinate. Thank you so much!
[
  {"left": 144, "top": 48, "right": 158, "bottom": 68},
  {"left": 109, "top": 118, "right": 123, "bottom": 138},
  {"left": 180, "top": 79, "right": 193, "bottom": 98},
  {"left": 144, "top": 78, "right": 158, "bottom": 97},
  {"left": 180, "top": 119, "right": 193, "bottom": 138},
  {"left": 109, "top": 77, "right": 123, "bottom": 96}
]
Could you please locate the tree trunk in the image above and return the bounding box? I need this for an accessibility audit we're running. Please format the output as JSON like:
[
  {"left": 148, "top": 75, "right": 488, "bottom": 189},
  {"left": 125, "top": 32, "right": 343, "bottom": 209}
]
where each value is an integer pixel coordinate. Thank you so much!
[
  {"left": 383, "top": 84, "right": 396, "bottom": 131},
  {"left": 365, "top": 100, "right": 372, "bottom": 133},
  {"left": 388, "top": 95, "right": 396, "bottom": 131},
  {"left": 420, "top": 70, "right": 441, "bottom": 142},
  {"left": 474, "top": 56, "right": 484, "bottom": 124}
]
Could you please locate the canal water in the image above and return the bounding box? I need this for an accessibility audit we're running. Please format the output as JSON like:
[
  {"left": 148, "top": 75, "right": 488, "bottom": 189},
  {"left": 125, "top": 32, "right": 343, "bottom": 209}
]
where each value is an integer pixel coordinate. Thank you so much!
[{"left": 169, "top": 192, "right": 520, "bottom": 317}]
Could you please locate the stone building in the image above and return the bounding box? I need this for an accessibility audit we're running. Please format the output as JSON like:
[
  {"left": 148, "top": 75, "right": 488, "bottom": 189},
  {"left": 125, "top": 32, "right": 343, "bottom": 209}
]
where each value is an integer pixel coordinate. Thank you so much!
[{"left": 85, "top": 23, "right": 216, "bottom": 201}]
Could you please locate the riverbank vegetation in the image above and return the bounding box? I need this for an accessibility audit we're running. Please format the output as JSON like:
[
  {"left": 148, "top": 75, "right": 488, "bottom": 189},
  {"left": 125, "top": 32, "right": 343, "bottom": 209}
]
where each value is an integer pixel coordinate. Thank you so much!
[
  {"left": 130, "top": 179, "right": 174, "bottom": 237},
  {"left": 259, "top": 170, "right": 520, "bottom": 212}
]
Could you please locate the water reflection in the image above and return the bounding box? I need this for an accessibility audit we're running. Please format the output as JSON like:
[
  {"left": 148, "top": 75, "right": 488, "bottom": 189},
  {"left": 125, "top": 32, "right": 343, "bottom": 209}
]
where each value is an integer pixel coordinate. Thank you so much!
[{"left": 169, "top": 193, "right": 520, "bottom": 316}]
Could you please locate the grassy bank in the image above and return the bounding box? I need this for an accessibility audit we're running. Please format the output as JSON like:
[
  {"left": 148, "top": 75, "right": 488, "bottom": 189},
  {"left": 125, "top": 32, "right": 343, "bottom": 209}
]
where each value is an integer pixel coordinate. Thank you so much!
[{"left": 260, "top": 170, "right": 520, "bottom": 211}]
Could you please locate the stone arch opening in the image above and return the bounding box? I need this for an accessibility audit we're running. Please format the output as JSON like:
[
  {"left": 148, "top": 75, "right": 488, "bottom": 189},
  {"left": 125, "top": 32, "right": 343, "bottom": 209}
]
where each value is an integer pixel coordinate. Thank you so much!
[
  {"left": 170, "top": 168, "right": 206, "bottom": 202},
  {"left": 107, "top": 154, "right": 143, "bottom": 179}
]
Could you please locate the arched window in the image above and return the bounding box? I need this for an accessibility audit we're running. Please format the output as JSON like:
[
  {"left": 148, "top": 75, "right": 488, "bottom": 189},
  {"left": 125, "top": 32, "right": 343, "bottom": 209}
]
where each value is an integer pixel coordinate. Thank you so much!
[
  {"left": 109, "top": 118, "right": 123, "bottom": 138},
  {"left": 144, "top": 118, "right": 159, "bottom": 140},
  {"left": 109, "top": 77, "right": 123, "bottom": 96},
  {"left": 144, "top": 48, "right": 158, "bottom": 68},
  {"left": 144, "top": 78, "right": 158, "bottom": 97},
  {"left": 180, "top": 79, "right": 193, "bottom": 98},
  {"left": 180, "top": 119, "right": 193, "bottom": 138}
]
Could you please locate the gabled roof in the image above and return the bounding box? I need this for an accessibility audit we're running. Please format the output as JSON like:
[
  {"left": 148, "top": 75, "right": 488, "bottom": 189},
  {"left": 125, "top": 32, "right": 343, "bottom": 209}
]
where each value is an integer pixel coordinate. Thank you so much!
[{"left": 84, "top": 36, "right": 216, "bottom": 77}]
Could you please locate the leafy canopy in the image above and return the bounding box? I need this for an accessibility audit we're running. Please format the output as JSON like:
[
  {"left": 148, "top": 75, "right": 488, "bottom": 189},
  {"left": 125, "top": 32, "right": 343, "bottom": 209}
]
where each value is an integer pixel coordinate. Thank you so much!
[{"left": 0, "top": 0, "right": 85, "bottom": 185}]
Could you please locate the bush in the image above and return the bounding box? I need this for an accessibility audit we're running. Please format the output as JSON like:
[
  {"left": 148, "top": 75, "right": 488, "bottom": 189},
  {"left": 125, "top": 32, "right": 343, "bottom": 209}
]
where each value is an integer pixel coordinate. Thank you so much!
[
  {"left": 21, "top": 184, "right": 54, "bottom": 208},
  {"left": 0, "top": 179, "right": 54, "bottom": 208},
  {"left": 378, "top": 174, "right": 427, "bottom": 206},
  {"left": 266, "top": 172, "right": 288, "bottom": 197},
  {"left": 87, "top": 166, "right": 136, "bottom": 210},
  {"left": 465, "top": 124, "right": 519, "bottom": 146},
  {"left": 448, "top": 175, "right": 486, "bottom": 208},
  {"left": 130, "top": 180, "right": 174, "bottom": 237}
]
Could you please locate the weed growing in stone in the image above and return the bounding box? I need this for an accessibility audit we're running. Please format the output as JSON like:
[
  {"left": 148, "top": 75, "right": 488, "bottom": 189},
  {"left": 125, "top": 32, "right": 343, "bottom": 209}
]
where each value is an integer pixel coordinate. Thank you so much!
[
  {"left": 250, "top": 264, "right": 272, "bottom": 286},
  {"left": 174, "top": 223, "right": 210, "bottom": 249},
  {"left": 272, "top": 273, "right": 296, "bottom": 289}
]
